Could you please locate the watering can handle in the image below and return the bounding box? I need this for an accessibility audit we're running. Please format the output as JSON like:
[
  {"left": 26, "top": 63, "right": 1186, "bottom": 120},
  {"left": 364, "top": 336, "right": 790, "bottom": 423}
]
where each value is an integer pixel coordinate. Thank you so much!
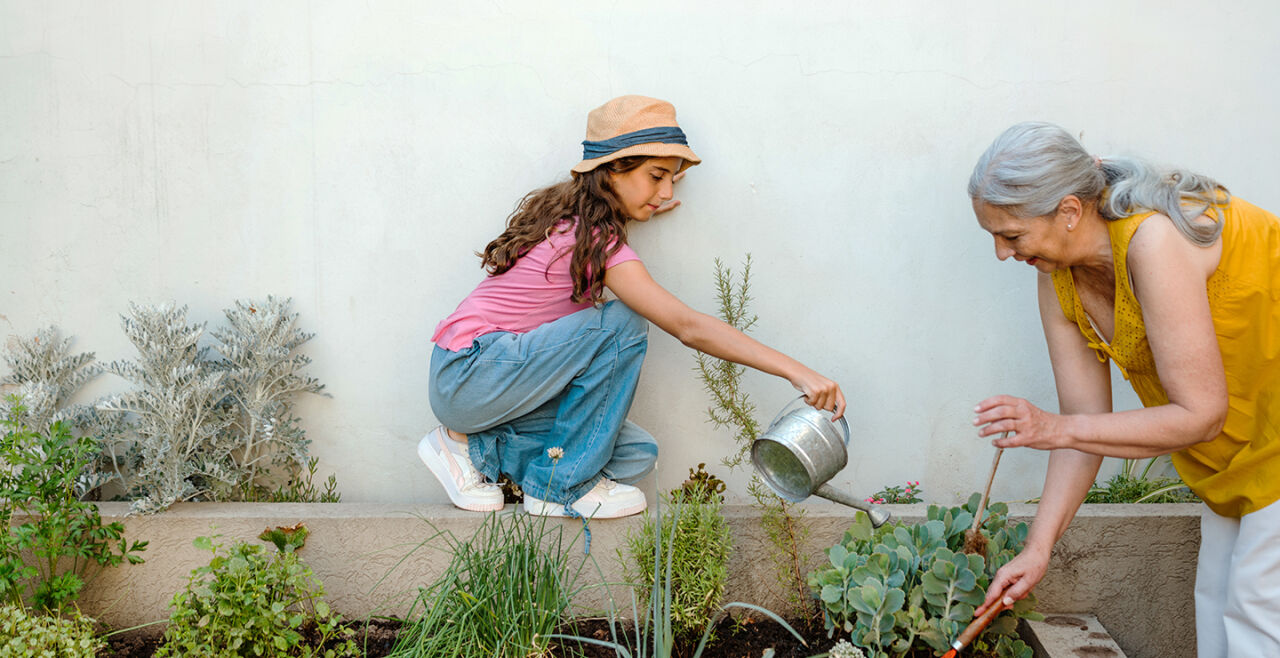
[{"left": 769, "top": 395, "right": 851, "bottom": 445}]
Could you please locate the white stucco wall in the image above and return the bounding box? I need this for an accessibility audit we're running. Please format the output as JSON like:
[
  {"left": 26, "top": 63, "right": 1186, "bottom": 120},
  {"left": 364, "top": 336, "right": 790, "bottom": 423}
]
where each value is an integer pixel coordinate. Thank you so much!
[{"left": 3, "top": 2, "right": 1278, "bottom": 505}]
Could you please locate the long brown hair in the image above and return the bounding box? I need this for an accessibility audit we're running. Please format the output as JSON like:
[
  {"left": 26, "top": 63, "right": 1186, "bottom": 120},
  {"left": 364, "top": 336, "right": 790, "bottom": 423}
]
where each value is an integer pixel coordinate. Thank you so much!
[{"left": 480, "top": 157, "right": 647, "bottom": 304}]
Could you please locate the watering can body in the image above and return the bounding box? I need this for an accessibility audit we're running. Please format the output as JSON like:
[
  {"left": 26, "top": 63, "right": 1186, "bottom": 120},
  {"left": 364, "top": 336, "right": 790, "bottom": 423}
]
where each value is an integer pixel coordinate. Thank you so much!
[{"left": 751, "top": 397, "right": 891, "bottom": 527}]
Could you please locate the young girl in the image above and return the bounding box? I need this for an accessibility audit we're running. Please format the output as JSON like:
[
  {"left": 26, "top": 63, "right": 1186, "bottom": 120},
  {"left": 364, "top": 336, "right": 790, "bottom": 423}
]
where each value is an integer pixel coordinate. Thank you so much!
[{"left": 421, "top": 95, "right": 846, "bottom": 519}]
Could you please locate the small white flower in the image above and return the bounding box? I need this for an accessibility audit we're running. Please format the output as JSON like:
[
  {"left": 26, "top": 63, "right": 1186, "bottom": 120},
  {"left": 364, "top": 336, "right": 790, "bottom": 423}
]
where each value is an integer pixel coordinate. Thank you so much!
[
  {"left": 829, "top": 639, "right": 866, "bottom": 658},
  {"left": 547, "top": 447, "right": 565, "bottom": 461}
]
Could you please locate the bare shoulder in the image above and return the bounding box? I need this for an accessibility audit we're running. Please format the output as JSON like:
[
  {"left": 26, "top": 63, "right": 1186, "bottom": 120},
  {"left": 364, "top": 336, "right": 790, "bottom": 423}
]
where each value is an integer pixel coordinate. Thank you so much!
[{"left": 1129, "top": 213, "right": 1221, "bottom": 280}]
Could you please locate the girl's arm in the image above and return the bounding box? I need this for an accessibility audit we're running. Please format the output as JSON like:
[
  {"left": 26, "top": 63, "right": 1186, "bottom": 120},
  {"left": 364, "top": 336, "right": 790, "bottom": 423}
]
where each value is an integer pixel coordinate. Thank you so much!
[
  {"left": 974, "top": 216, "right": 1227, "bottom": 457},
  {"left": 977, "top": 271, "right": 1112, "bottom": 613},
  {"left": 603, "top": 259, "right": 846, "bottom": 418}
]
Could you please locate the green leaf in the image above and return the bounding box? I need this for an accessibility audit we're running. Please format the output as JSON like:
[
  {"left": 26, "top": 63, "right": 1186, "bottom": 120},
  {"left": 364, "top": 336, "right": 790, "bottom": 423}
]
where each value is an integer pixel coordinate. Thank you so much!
[{"left": 829, "top": 543, "right": 849, "bottom": 567}]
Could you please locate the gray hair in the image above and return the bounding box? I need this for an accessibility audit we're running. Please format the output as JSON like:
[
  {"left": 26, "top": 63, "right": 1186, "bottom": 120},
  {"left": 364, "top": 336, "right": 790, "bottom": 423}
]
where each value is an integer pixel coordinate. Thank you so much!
[{"left": 968, "top": 122, "right": 1229, "bottom": 246}]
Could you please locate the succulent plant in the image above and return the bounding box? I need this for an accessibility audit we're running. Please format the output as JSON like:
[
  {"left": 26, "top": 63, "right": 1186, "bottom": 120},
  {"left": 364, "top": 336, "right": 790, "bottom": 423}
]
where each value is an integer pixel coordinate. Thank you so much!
[{"left": 807, "top": 494, "right": 1041, "bottom": 658}]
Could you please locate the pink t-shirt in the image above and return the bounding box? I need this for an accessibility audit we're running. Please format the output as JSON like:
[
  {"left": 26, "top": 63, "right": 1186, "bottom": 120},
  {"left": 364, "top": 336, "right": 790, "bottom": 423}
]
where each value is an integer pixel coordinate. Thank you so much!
[{"left": 432, "top": 222, "right": 640, "bottom": 351}]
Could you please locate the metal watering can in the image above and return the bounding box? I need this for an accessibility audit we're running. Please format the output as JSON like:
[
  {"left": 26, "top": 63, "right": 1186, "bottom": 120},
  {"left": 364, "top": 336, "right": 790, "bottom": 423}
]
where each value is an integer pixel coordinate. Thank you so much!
[{"left": 751, "top": 397, "right": 891, "bottom": 527}]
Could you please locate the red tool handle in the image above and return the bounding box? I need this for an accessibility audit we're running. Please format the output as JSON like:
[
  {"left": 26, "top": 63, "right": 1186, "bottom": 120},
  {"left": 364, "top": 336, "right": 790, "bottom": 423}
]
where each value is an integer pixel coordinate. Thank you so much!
[{"left": 943, "top": 601, "right": 1009, "bottom": 657}]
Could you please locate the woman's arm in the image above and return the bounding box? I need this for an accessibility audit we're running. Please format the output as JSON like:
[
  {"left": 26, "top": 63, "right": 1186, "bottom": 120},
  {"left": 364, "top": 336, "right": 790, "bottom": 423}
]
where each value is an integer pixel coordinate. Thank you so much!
[
  {"left": 975, "top": 217, "right": 1227, "bottom": 457},
  {"left": 603, "top": 259, "right": 846, "bottom": 418},
  {"left": 976, "top": 272, "right": 1112, "bottom": 614}
]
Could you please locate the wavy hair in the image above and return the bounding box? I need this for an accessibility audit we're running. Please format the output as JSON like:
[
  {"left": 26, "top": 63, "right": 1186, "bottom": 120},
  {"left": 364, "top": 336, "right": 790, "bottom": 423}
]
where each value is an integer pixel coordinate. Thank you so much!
[
  {"left": 480, "top": 157, "right": 647, "bottom": 304},
  {"left": 968, "top": 122, "right": 1230, "bottom": 246}
]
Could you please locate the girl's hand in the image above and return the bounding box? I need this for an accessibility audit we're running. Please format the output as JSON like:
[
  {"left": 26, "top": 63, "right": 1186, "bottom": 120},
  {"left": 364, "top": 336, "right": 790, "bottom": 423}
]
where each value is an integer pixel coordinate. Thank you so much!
[
  {"left": 791, "top": 367, "right": 847, "bottom": 420},
  {"left": 974, "top": 395, "right": 1067, "bottom": 450},
  {"left": 653, "top": 170, "right": 687, "bottom": 215},
  {"left": 975, "top": 545, "right": 1050, "bottom": 617}
]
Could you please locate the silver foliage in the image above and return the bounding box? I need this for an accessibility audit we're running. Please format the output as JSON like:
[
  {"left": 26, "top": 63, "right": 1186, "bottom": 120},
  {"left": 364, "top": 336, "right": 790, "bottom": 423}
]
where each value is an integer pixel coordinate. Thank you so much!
[
  {"left": 96, "top": 298, "right": 328, "bottom": 513},
  {"left": 209, "top": 296, "right": 327, "bottom": 495},
  {"left": 99, "top": 303, "right": 237, "bottom": 514},
  {"left": 1, "top": 327, "right": 119, "bottom": 498}
]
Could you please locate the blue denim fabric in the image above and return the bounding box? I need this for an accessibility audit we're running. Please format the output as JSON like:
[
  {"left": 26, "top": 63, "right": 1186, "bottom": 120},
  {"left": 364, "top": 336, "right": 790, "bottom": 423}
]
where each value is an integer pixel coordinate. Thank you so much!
[{"left": 429, "top": 301, "right": 657, "bottom": 506}]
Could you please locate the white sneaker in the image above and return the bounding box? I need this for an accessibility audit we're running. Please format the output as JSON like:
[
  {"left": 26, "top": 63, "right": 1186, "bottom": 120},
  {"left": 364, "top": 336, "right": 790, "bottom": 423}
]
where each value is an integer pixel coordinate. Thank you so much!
[
  {"left": 523, "top": 479, "right": 647, "bottom": 519},
  {"left": 418, "top": 427, "right": 503, "bottom": 512}
]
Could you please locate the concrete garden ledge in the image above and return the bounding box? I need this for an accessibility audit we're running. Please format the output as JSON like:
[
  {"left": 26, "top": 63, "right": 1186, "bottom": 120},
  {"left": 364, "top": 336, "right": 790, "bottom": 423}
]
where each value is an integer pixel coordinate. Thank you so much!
[
  {"left": 64, "top": 501, "right": 1198, "bottom": 658},
  {"left": 1024, "top": 614, "right": 1127, "bottom": 658}
]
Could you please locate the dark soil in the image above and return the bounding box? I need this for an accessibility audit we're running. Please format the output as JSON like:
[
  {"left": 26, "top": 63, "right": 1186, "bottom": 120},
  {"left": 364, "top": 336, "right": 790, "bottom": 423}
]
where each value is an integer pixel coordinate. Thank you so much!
[
  {"left": 98, "top": 614, "right": 837, "bottom": 657},
  {"left": 101, "top": 614, "right": 999, "bottom": 657},
  {"left": 551, "top": 615, "right": 839, "bottom": 658},
  {"left": 100, "top": 618, "right": 404, "bottom": 658}
]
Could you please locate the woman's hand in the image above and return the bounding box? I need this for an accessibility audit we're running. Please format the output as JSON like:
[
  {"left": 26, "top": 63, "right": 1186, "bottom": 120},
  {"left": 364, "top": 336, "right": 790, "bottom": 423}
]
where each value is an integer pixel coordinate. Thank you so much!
[
  {"left": 790, "top": 367, "right": 847, "bottom": 420},
  {"left": 974, "top": 395, "right": 1067, "bottom": 451},
  {"left": 652, "top": 170, "right": 686, "bottom": 215},
  {"left": 975, "top": 544, "right": 1051, "bottom": 617}
]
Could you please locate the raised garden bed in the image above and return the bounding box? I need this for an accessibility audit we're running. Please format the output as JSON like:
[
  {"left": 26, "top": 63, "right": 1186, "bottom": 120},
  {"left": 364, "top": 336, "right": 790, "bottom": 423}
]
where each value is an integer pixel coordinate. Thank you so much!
[{"left": 21, "top": 501, "right": 1197, "bottom": 658}]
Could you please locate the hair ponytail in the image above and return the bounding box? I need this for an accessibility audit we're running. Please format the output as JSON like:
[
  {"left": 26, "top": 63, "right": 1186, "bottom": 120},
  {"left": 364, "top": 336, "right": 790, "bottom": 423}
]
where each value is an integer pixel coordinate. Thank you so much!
[{"left": 1098, "top": 156, "right": 1228, "bottom": 246}]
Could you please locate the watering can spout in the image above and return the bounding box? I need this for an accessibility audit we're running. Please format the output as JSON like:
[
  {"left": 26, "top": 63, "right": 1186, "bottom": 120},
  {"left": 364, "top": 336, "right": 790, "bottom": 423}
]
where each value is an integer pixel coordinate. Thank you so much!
[{"left": 815, "top": 483, "right": 892, "bottom": 527}]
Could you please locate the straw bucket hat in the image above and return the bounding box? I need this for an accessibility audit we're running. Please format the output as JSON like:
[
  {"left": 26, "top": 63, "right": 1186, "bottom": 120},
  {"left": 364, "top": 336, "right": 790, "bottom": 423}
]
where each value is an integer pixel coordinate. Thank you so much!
[{"left": 571, "top": 95, "right": 701, "bottom": 174}]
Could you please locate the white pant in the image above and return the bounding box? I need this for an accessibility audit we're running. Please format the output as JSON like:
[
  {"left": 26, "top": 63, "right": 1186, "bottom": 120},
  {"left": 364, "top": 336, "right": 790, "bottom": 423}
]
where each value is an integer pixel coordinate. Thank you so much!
[{"left": 1196, "top": 499, "right": 1280, "bottom": 658}]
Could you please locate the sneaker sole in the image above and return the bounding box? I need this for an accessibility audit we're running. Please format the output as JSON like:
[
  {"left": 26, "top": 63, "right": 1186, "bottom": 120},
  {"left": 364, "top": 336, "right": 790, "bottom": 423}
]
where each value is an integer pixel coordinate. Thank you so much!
[
  {"left": 417, "top": 433, "right": 504, "bottom": 512},
  {"left": 523, "top": 497, "right": 646, "bottom": 519}
]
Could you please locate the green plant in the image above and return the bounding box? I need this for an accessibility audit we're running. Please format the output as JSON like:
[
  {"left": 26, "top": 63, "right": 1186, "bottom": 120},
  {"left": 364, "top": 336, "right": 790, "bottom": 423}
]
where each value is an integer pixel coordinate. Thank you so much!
[
  {"left": 0, "top": 401, "right": 146, "bottom": 613},
  {"left": 238, "top": 457, "right": 341, "bottom": 503},
  {"left": 387, "top": 509, "right": 583, "bottom": 658},
  {"left": 676, "top": 463, "right": 726, "bottom": 504},
  {"left": 1084, "top": 457, "right": 1198, "bottom": 503},
  {"left": 0, "top": 604, "right": 104, "bottom": 657},
  {"left": 156, "top": 534, "right": 357, "bottom": 658},
  {"left": 1084, "top": 472, "right": 1198, "bottom": 503},
  {"left": 622, "top": 481, "right": 732, "bottom": 640},
  {"left": 554, "top": 493, "right": 805, "bottom": 658},
  {"left": 866, "top": 481, "right": 923, "bottom": 505},
  {"left": 694, "top": 255, "right": 816, "bottom": 620},
  {"left": 807, "top": 495, "right": 1041, "bottom": 658},
  {"left": 258, "top": 523, "right": 310, "bottom": 553}
]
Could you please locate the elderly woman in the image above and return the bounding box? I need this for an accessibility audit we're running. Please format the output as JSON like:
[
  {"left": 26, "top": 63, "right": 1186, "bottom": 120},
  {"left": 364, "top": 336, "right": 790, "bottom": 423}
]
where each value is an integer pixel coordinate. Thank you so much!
[{"left": 967, "top": 122, "right": 1280, "bottom": 657}]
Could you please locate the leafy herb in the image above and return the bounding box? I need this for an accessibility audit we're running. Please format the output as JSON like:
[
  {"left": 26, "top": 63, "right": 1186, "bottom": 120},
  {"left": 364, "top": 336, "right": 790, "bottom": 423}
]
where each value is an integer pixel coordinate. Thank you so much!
[
  {"left": 156, "top": 534, "right": 357, "bottom": 657},
  {"left": 0, "top": 400, "right": 146, "bottom": 613}
]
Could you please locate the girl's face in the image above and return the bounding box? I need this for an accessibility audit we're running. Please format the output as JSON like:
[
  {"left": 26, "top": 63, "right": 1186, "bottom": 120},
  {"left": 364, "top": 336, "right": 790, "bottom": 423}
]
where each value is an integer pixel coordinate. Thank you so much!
[
  {"left": 973, "top": 199, "right": 1073, "bottom": 273},
  {"left": 608, "top": 157, "right": 683, "bottom": 221}
]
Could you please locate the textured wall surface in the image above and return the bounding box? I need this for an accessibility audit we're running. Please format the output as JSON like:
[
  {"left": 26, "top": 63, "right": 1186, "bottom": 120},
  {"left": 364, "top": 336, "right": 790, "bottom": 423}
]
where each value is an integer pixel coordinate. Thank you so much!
[
  {"left": 67, "top": 502, "right": 1198, "bottom": 658},
  {"left": 4, "top": 3, "right": 1280, "bottom": 505}
]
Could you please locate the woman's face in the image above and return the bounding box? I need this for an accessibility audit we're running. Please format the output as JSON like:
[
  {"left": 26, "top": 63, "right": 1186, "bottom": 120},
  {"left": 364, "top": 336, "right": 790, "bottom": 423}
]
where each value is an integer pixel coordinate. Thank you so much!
[
  {"left": 608, "top": 157, "right": 683, "bottom": 221},
  {"left": 973, "top": 200, "right": 1072, "bottom": 273}
]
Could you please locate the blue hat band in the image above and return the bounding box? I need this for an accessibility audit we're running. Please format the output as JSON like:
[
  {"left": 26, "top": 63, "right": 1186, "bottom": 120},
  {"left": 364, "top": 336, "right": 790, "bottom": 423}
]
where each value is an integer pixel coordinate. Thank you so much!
[{"left": 581, "top": 126, "right": 688, "bottom": 160}]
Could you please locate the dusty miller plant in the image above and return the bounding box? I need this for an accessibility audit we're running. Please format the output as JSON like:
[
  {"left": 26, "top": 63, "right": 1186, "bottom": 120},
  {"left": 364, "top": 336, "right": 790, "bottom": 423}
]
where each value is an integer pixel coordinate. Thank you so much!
[
  {"left": 210, "top": 296, "right": 330, "bottom": 500},
  {"left": 99, "top": 303, "right": 236, "bottom": 513},
  {"left": 99, "top": 299, "right": 332, "bottom": 512},
  {"left": 1, "top": 327, "right": 121, "bottom": 498},
  {"left": 693, "top": 255, "right": 816, "bottom": 620}
]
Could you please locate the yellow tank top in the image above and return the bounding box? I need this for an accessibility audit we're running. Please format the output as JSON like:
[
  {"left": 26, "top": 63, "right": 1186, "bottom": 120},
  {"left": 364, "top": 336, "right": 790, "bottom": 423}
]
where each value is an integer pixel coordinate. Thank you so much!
[{"left": 1051, "top": 197, "right": 1280, "bottom": 517}]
